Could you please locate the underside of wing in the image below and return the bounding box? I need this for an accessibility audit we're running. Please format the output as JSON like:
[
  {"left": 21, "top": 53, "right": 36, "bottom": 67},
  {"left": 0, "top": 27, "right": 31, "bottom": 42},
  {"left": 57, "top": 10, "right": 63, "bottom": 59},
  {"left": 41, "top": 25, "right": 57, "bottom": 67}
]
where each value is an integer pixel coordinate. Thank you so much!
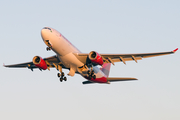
[
  {"left": 4, "top": 61, "right": 34, "bottom": 68},
  {"left": 4, "top": 55, "right": 66, "bottom": 70},
  {"left": 101, "top": 48, "right": 178, "bottom": 64},
  {"left": 77, "top": 48, "right": 178, "bottom": 65}
]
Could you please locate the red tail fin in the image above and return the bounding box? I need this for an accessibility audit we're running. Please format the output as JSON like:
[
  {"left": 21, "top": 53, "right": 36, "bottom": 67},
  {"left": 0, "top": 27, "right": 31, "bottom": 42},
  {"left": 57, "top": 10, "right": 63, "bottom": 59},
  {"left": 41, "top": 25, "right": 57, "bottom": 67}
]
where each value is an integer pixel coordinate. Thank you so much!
[{"left": 100, "top": 63, "right": 111, "bottom": 77}]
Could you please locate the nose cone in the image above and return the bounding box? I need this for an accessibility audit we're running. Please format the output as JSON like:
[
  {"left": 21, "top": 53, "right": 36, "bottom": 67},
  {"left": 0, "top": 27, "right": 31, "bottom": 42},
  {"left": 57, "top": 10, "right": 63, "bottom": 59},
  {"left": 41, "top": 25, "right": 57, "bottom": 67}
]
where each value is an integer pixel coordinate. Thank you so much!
[
  {"left": 41, "top": 28, "right": 48, "bottom": 40},
  {"left": 41, "top": 27, "right": 52, "bottom": 40}
]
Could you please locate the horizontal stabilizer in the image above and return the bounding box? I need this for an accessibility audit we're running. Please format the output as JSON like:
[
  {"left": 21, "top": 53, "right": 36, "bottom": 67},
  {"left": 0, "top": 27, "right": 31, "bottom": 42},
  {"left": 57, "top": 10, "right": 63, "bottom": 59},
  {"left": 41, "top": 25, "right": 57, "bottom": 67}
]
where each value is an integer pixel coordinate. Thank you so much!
[
  {"left": 82, "top": 81, "right": 94, "bottom": 84},
  {"left": 83, "top": 77, "right": 137, "bottom": 84},
  {"left": 107, "top": 77, "right": 138, "bottom": 82}
]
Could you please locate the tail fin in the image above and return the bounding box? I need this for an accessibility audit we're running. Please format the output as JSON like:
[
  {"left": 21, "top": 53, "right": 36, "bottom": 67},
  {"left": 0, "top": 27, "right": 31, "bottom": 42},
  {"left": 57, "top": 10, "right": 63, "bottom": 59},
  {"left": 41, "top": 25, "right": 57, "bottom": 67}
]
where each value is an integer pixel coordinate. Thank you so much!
[{"left": 100, "top": 63, "right": 111, "bottom": 77}]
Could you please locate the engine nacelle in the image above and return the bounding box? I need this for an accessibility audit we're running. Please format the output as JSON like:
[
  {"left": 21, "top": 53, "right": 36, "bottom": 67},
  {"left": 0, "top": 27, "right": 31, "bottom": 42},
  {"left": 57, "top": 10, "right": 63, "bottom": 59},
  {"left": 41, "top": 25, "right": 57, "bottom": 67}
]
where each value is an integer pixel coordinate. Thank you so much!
[
  {"left": 33, "top": 56, "right": 47, "bottom": 70},
  {"left": 88, "top": 51, "right": 104, "bottom": 65}
]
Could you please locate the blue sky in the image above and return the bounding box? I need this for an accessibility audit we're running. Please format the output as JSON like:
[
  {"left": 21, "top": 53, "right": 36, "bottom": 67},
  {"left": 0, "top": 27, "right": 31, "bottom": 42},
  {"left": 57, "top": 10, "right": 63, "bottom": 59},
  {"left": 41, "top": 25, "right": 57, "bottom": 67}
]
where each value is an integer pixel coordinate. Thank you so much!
[{"left": 0, "top": 0, "right": 180, "bottom": 120}]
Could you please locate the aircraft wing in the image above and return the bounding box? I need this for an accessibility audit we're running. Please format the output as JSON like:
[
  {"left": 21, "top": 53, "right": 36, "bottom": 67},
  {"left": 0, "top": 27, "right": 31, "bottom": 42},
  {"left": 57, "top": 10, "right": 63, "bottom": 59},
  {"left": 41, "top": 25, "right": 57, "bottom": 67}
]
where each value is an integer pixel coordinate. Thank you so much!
[
  {"left": 78, "top": 48, "right": 178, "bottom": 65},
  {"left": 4, "top": 55, "right": 66, "bottom": 70}
]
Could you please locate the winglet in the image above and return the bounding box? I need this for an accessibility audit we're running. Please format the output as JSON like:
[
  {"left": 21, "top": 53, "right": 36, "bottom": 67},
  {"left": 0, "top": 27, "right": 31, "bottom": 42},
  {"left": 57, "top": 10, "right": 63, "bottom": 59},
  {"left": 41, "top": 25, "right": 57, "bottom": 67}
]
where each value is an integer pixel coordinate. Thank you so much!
[{"left": 173, "top": 48, "right": 178, "bottom": 53}]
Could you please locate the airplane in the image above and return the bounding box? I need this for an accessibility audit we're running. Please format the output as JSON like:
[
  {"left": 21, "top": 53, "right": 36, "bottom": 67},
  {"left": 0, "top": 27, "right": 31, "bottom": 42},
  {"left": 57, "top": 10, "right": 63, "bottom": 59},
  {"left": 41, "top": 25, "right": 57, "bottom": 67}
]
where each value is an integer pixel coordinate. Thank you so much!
[{"left": 4, "top": 27, "right": 178, "bottom": 84}]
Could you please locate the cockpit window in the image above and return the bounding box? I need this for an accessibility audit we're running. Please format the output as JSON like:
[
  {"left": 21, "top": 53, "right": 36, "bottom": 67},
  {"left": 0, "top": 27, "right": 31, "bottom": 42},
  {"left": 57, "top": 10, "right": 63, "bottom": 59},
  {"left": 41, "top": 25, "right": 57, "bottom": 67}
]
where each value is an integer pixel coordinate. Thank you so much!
[{"left": 43, "top": 27, "right": 52, "bottom": 31}]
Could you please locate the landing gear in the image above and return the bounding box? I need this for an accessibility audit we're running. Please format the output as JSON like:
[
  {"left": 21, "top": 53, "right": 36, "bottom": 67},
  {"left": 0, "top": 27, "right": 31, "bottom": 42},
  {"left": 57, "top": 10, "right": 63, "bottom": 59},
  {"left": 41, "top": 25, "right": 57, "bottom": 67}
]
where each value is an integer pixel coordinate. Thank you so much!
[
  {"left": 57, "top": 72, "right": 67, "bottom": 82},
  {"left": 87, "top": 70, "right": 91, "bottom": 75},
  {"left": 60, "top": 77, "right": 63, "bottom": 82},
  {"left": 87, "top": 69, "right": 96, "bottom": 79},
  {"left": 46, "top": 47, "right": 51, "bottom": 51},
  {"left": 57, "top": 73, "right": 60, "bottom": 77},
  {"left": 92, "top": 75, "right": 96, "bottom": 79},
  {"left": 64, "top": 77, "right": 67, "bottom": 81}
]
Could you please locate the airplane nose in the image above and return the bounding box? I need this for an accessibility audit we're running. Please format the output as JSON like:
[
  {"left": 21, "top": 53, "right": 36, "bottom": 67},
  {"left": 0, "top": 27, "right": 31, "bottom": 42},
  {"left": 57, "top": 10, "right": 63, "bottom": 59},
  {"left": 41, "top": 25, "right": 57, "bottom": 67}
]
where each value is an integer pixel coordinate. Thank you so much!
[
  {"left": 41, "top": 28, "right": 49, "bottom": 40},
  {"left": 41, "top": 29, "right": 46, "bottom": 38},
  {"left": 41, "top": 27, "right": 53, "bottom": 48},
  {"left": 41, "top": 27, "right": 52, "bottom": 40}
]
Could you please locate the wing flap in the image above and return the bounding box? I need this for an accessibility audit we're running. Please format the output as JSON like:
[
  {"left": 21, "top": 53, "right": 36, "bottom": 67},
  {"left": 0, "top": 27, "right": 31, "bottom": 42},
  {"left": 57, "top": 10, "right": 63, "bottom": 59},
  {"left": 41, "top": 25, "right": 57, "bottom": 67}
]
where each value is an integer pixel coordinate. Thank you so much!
[{"left": 111, "top": 57, "right": 142, "bottom": 63}]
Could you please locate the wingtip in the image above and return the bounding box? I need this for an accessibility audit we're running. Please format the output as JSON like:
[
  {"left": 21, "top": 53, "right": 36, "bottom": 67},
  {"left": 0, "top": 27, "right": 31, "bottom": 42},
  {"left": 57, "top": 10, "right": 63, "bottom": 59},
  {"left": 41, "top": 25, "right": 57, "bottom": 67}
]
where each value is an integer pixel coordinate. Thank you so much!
[{"left": 173, "top": 48, "right": 178, "bottom": 52}]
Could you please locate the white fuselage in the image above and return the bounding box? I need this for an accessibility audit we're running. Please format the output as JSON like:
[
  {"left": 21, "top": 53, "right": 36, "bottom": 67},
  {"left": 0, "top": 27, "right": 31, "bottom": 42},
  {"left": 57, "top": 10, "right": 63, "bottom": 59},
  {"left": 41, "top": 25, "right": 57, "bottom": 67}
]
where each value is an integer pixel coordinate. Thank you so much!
[{"left": 41, "top": 27, "right": 84, "bottom": 69}]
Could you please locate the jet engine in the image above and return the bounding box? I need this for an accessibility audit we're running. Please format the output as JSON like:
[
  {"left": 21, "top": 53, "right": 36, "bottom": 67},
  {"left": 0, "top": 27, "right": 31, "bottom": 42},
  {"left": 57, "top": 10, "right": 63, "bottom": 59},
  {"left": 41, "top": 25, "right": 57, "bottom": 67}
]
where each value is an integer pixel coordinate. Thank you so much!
[
  {"left": 33, "top": 56, "right": 47, "bottom": 70},
  {"left": 88, "top": 51, "right": 104, "bottom": 65}
]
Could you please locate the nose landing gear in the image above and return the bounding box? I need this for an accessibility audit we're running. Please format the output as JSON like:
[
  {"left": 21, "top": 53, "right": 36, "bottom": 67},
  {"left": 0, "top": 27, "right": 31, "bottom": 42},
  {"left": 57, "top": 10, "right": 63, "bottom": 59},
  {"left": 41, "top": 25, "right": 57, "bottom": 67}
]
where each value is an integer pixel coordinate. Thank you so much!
[{"left": 45, "top": 40, "right": 52, "bottom": 51}]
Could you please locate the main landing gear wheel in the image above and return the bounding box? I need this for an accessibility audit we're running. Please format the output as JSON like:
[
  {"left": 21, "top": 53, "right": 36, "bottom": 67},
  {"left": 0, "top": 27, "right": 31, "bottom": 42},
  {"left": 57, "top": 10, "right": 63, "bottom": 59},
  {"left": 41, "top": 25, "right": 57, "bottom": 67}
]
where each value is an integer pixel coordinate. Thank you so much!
[
  {"left": 60, "top": 78, "right": 63, "bottom": 82},
  {"left": 92, "top": 75, "right": 96, "bottom": 79},
  {"left": 57, "top": 73, "right": 61, "bottom": 77},
  {"left": 46, "top": 47, "right": 51, "bottom": 51},
  {"left": 57, "top": 72, "right": 67, "bottom": 82},
  {"left": 87, "top": 70, "right": 91, "bottom": 75},
  {"left": 87, "top": 70, "right": 96, "bottom": 79},
  {"left": 87, "top": 70, "right": 94, "bottom": 75}
]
